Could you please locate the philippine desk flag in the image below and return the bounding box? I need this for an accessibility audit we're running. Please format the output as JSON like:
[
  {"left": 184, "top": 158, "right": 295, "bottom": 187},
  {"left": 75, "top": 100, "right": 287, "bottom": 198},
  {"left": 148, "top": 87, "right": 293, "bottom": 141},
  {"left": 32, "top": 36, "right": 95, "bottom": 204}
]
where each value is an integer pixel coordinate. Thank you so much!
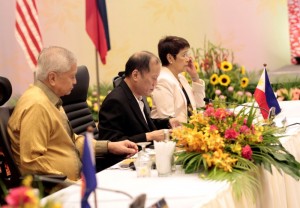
[
  {"left": 81, "top": 134, "right": 97, "bottom": 208},
  {"left": 254, "top": 68, "right": 281, "bottom": 119}
]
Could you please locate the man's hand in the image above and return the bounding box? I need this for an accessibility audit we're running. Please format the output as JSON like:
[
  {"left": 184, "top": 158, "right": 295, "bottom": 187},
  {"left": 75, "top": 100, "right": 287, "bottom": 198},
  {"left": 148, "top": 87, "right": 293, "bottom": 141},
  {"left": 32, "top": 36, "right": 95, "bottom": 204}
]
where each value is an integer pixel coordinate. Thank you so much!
[
  {"left": 169, "top": 118, "right": 181, "bottom": 128},
  {"left": 108, "top": 140, "right": 138, "bottom": 158},
  {"left": 146, "top": 129, "right": 173, "bottom": 142}
]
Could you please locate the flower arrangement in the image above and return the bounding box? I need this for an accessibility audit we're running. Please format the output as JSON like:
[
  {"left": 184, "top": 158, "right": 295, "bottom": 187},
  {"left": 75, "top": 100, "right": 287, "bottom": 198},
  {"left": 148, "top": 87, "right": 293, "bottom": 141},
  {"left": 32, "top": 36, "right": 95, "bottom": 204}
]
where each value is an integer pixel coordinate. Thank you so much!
[
  {"left": 187, "top": 40, "right": 254, "bottom": 104},
  {"left": 172, "top": 104, "right": 300, "bottom": 199},
  {"left": 87, "top": 83, "right": 113, "bottom": 122},
  {"left": 1, "top": 175, "right": 61, "bottom": 208},
  {"left": 276, "top": 87, "right": 300, "bottom": 101},
  {"left": 272, "top": 79, "right": 300, "bottom": 101}
]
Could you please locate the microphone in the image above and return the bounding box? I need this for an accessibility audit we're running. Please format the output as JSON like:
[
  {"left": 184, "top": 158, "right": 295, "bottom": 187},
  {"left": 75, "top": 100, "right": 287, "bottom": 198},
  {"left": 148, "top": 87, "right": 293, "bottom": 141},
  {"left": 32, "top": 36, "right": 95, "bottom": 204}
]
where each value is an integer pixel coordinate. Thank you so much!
[
  {"left": 35, "top": 175, "right": 146, "bottom": 207},
  {"left": 203, "top": 98, "right": 276, "bottom": 124},
  {"left": 286, "top": 123, "right": 300, "bottom": 128},
  {"left": 279, "top": 117, "right": 300, "bottom": 132},
  {"left": 35, "top": 175, "right": 134, "bottom": 199}
]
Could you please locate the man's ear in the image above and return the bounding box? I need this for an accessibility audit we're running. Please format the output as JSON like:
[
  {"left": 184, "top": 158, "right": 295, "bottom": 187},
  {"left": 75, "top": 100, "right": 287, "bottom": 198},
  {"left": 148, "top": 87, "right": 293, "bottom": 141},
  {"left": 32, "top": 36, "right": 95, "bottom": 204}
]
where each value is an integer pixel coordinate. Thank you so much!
[
  {"left": 48, "top": 71, "right": 56, "bottom": 86},
  {"left": 132, "top": 69, "right": 139, "bottom": 81}
]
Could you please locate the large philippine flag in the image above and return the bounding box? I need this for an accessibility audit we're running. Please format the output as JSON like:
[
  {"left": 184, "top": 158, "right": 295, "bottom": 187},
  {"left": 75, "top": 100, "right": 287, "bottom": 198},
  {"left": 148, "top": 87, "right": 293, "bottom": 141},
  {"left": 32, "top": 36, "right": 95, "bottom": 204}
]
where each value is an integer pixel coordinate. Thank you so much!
[
  {"left": 254, "top": 68, "right": 281, "bottom": 119},
  {"left": 86, "top": 0, "right": 110, "bottom": 65},
  {"left": 81, "top": 134, "right": 97, "bottom": 208}
]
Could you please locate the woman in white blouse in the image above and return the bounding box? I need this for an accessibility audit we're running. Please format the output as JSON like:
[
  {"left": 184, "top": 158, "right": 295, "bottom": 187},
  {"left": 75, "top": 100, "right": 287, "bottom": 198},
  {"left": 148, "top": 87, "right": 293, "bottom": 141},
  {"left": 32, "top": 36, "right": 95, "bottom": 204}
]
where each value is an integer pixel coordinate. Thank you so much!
[{"left": 151, "top": 36, "right": 205, "bottom": 124}]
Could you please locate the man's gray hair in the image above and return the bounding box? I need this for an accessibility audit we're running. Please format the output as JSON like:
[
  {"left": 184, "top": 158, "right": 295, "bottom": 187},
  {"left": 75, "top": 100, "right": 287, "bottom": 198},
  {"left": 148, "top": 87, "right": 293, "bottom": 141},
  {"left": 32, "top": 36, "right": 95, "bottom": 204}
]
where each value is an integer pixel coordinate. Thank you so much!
[{"left": 36, "top": 46, "right": 77, "bottom": 81}]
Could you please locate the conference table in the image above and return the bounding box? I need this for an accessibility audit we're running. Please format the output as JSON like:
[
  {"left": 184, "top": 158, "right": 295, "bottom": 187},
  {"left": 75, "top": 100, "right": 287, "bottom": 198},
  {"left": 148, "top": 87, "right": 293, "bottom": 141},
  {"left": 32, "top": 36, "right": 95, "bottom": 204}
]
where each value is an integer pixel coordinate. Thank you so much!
[{"left": 41, "top": 101, "right": 300, "bottom": 208}]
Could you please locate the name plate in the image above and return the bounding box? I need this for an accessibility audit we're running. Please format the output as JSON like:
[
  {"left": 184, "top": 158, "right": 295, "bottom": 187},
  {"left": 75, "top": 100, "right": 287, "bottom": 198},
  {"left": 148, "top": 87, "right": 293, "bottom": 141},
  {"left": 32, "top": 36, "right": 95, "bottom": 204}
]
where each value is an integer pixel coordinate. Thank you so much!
[{"left": 150, "top": 197, "right": 169, "bottom": 208}]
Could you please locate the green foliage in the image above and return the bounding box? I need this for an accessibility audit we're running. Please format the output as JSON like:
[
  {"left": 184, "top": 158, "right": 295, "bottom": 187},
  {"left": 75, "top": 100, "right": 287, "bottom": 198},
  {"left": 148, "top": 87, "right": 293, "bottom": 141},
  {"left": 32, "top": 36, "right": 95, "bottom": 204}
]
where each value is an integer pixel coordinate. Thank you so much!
[
  {"left": 272, "top": 78, "right": 300, "bottom": 101},
  {"left": 190, "top": 40, "right": 255, "bottom": 104},
  {"left": 272, "top": 78, "right": 300, "bottom": 90},
  {"left": 173, "top": 104, "right": 300, "bottom": 201},
  {"left": 87, "top": 82, "right": 113, "bottom": 122}
]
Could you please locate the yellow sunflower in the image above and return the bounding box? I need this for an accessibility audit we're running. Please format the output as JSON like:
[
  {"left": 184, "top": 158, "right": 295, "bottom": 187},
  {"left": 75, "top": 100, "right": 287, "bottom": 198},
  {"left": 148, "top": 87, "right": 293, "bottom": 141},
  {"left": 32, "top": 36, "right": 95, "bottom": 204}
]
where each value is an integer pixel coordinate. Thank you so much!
[
  {"left": 240, "top": 77, "right": 249, "bottom": 88},
  {"left": 240, "top": 66, "right": 246, "bottom": 75},
  {"left": 220, "top": 61, "right": 233, "bottom": 72},
  {"left": 210, "top": 74, "right": 219, "bottom": 85},
  {"left": 219, "top": 74, "right": 231, "bottom": 86}
]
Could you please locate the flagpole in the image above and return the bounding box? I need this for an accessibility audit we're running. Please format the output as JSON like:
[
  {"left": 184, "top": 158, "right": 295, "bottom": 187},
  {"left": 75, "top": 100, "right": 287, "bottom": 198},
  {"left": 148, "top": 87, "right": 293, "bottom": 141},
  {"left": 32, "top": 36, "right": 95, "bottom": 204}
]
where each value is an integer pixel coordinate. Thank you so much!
[
  {"left": 95, "top": 49, "right": 101, "bottom": 106},
  {"left": 93, "top": 190, "right": 98, "bottom": 208},
  {"left": 263, "top": 63, "right": 267, "bottom": 71}
]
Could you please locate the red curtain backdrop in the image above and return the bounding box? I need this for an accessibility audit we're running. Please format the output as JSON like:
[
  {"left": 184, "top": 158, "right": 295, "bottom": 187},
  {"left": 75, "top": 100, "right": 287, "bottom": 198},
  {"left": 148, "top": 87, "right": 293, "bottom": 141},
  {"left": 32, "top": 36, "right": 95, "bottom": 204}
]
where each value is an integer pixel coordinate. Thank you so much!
[{"left": 288, "top": 0, "right": 300, "bottom": 64}]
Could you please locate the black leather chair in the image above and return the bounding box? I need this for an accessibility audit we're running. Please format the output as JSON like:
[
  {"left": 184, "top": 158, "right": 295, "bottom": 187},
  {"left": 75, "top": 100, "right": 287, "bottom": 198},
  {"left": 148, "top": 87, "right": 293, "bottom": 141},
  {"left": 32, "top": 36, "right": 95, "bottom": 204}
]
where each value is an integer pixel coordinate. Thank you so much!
[
  {"left": 112, "top": 71, "right": 125, "bottom": 88},
  {"left": 0, "top": 76, "right": 21, "bottom": 192},
  {"left": 61, "top": 66, "right": 106, "bottom": 171},
  {"left": 61, "top": 65, "right": 99, "bottom": 138}
]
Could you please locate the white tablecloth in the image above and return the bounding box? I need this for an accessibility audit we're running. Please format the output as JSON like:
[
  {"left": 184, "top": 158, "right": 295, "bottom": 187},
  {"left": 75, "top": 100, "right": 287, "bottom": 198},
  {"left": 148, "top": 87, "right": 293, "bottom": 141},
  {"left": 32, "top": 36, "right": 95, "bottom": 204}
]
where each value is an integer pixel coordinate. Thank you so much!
[{"left": 42, "top": 101, "right": 300, "bottom": 208}]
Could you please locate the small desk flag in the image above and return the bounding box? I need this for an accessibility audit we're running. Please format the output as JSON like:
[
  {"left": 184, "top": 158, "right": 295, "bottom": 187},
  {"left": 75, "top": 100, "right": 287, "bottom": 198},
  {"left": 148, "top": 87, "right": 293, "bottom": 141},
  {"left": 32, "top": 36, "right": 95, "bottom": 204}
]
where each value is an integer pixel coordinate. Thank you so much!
[
  {"left": 81, "top": 133, "right": 97, "bottom": 208},
  {"left": 254, "top": 67, "right": 281, "bottom": 119}
]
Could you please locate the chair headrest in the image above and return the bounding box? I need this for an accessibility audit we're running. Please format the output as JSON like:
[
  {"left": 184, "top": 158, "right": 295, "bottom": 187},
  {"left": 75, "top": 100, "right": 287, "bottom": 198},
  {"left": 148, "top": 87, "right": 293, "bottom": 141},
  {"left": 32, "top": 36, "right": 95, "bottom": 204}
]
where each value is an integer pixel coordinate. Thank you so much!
[
  {"left": 118, "top": 71, "right": 125, "bottom": 77},
  {"left": 61, "top": 65, "right": 89, "bottom": 105},
  {"left": 0, "top": 76, "right": 12, "bottom": 106}
]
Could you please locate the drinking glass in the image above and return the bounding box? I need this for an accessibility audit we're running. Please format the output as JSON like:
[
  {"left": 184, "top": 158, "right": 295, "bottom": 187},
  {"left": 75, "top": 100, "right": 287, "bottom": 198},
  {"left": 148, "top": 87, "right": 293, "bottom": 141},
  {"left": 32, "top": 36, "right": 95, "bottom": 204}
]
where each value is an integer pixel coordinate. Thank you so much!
[{"left": 134, "top": 142, "right": 152, "bottom": 177}]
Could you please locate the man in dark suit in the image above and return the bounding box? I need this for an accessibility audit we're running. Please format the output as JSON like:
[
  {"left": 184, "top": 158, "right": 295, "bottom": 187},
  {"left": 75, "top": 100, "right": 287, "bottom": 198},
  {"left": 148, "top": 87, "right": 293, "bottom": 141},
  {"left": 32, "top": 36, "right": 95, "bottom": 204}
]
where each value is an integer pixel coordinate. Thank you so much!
[{"left": 98, "top": 51, "right": 179, "bottom": 169}]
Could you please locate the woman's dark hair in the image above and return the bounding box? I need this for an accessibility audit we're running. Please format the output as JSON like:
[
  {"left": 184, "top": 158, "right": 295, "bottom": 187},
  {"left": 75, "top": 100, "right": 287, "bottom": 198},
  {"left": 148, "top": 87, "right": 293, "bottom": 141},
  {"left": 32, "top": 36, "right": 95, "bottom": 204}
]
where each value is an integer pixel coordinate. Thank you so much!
[
  {"left": 158, "top": 36, "right": 190, "bottom": 66},
  {"left": 124, "top": 51, "right": 160, "bottom": 77}
]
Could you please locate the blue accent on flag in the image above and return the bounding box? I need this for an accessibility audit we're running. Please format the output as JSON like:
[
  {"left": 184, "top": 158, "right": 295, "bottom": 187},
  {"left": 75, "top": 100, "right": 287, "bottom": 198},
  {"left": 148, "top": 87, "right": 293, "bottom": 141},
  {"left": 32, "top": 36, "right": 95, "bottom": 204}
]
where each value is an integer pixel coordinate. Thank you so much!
[
  {"left": 264, "top": 70, "right": 281, "bottom": 115},
  {"left": 86, "top": 0, "right": 110, "bottom": 64},
  {"left": 96, "top": 0, "right": 110, "bottom": 50},
  {"left": 81, "top": 135, "right": 97, "bottom": 208}
]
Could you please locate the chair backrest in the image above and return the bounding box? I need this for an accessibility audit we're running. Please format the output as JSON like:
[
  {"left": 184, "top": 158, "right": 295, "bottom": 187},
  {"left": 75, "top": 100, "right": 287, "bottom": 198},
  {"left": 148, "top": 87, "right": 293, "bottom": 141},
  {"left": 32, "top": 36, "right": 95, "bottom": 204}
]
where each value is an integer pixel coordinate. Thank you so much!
[
  {"left": 112, "top": 71, "right": 151, "bottom": 114},
  {"left": 0, "top": 76, "right": 12, "bottom": 106},
  {"left": 112, "top": 71, "right": 125, "bottom": 88},
  {"left": 0, "top": 76, "right": 21, "bottom": 191},
  {"left": 61, "top": 65, "right": 99, "bottom": 138}
]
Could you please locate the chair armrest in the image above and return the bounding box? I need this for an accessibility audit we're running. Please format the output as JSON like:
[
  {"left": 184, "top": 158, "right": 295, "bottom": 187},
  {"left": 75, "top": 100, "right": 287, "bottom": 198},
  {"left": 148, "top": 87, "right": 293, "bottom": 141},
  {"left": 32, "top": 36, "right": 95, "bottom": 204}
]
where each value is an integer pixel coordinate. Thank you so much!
[{"left": 37, "top": 174, "right": 67, "bottom": 181}]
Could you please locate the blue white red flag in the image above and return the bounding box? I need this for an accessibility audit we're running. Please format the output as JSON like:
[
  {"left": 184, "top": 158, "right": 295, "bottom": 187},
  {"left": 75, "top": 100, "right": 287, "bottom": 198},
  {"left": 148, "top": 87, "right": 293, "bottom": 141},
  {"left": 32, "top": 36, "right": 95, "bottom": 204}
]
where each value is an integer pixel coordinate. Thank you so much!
[
  {"left": 254, "top": 68, "right": 281, "bottom": 119},
  {"left": 81, "top": 134, "right": 97, "bottom": 208}
]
